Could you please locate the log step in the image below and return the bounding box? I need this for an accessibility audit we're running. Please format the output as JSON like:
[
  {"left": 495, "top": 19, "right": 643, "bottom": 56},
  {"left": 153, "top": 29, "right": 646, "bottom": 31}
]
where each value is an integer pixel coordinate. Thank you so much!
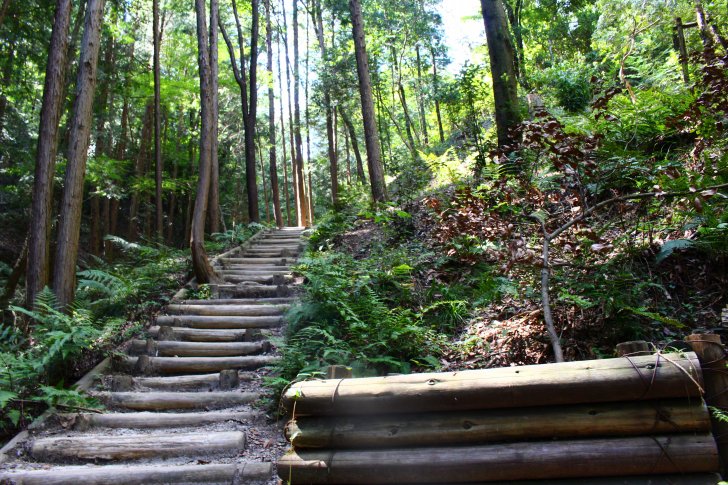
[
  {"left": 221, "top": 257, "right": 290, "bottom": 264},
  {"left": 96, "top": 391, "right": 260, "bottom": 411},
  {"left": 148, "top": 326, "right": 265, "bottom": 342},
  {"left": 219, "top": 285, "right": 294, "bottom": 298},
  {"left": 117, "top": 355, "right": 279, "bottom": 374},
  {"left": 0, "top": 462, "right": 273, "bottom": 485},
  {"left": 222, "top": 274, "right": 294, "bottom": 284},
  {"left": 129, "top": 339, "right": 270, "bottom": 357},
  {"left": 107, "top": 371, "right": 253, "bottom": 391},
  {"left": 165, "top": 303, "right": 289, "bottom": 316},
  {"left": 278, "top": 434, "right": 718, "bottom": 484},
  {"left": 173, "top": 297, "right": 293, "bottom": 305},
  {"left": 156, "top": 315, "right": 283, "bottom": 329},
  {"left": 59, "top": 410, "right": 259, "bottom": 430},
  {"left": 31, "top": 431, "right": 246, "bottom": 462},
  {"left": 217, "top": 269, "right": 293, "bottom": 275}
]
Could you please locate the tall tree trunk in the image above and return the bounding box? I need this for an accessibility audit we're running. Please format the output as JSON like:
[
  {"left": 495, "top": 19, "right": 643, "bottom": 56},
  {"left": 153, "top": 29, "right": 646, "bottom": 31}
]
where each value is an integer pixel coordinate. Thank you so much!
[
  {"left": 349, "top": 0, "right": 386, "bottom": 202},
  {"left": 53, "top": 0, "right": 105, "bottom": 309},
  {"left": 339, "top": 107, "right": 366, "bottom": 184},
  {"left": 415, "top": 44, "right": 429, "bottom": 146},
  {"left": 0, "top": 0, "right": 10, "bottom": 28},
  {"left": 281, "top": 0, "right": 300, "bottom": 224},
  {"left": 153, "top": 0, "right": 164, "bottom": 239},
  {"left": 128, "top": 101, "right": 154, "bottom": 241},
  {"left": 311, "top": 0, "right": 338, "bottom": 207},
  {"left": 191, "top": 0, "right": 218, "bottom": 284},
  {"left": 258, "top": 141, "right": 270, "bottom": 222},
  {"left": 0, "top": 41, "right": 14, "bottom": 141},
  {"left": 308, "top": 171, "right": 314, "bottom": 223},
  {"left": 343, "top": 112, "right": 351, "bottom": 184},
  {"left": 292, "top": 0, "right": 310, "bottom": 225},
  {"left": 431, "top": 46, "right": 445, "bottom": 144},
  {"left": 26, "top": 0, "right": 72, "bottom": 308},
  {"left": 276, "top": 26, "right": 292, "bottom": 226},
  {"left": 208, "top": 1, "right": 221, "bottom": 234},
  {"left": 265, "top": 0, "right": 283, "bottom": 227},
  {"left": 480, "top": 0, "right": 519, "bottom": 147}
]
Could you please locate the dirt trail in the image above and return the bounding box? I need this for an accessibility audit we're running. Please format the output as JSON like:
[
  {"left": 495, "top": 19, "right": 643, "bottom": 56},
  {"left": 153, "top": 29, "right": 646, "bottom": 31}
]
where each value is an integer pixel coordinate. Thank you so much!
[{"left": 0, "top": 227, "right": 305, "bottom": 484}]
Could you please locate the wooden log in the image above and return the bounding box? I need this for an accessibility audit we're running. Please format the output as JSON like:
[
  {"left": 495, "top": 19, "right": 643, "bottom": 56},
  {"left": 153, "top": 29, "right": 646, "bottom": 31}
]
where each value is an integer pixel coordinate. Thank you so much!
[
  {"left": 285, "top": 399, "right": 710, "bottom": 449},
  {"left": 149, "top": 326, "right": 250, "bottom": 342},
  {"left": 217, "top": 269, "right": 292, "bottom": 275},
  {"left": 221, "top": 257, "right": 290, "bottom": 264},
  {"left": 686, "top": 334, "right": 728, "bottom": 475},
  {"left": 165, "top": 303, "right": 289, "bottom": 316},
  {"left": 129, "top": 339, "right": 269, "bottom": 357},
  {"left": 96, "top": 391, "right": 259, "bottom": 410},
  {"left": 60, "top": 410, "right": 259, "bottom": 430},
  {"left": 219, "top": 369, "right": 240, "bottom": 390},
  {"left": 155, "top": 315, "right": 283, "bottom": 329},
  {"left": 615, "top": 341, "right": 651, "bottom": 356},
  {"left": 319, "top": 475, "right": 722, "bottom": 485},
  {"left": 222, "top": 275, "right": 294, "bottom": 284},
  {"left": 0, "top": 462, "right": 273, "bottom": 484},
  {"left": 111, "top": 371, "right": 253, "bottom": 391},
  {"left": 121, "top": 355, "right": 279, "bottom": 374},
  {"left": 31, "top": 431, "right": 246, "bottom": 462},
  {"left": 175, "top": 297, "right": 293, "bottom": 305},
  {"left": 223, "top": 265, "right": 292, "bottom": 271},
  {"left": 277, "top": 434, "right": 719, "bottom": 484},
  {"left": 283, "top": 353, "right": 703, "bottom": 416}
]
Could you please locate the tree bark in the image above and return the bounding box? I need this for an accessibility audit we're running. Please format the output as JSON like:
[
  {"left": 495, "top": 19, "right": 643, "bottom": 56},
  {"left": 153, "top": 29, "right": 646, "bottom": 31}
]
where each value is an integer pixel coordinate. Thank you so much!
[
  {"left": 292, "top": 0, "right": 310, "bottom": 225},
  {"left": 415, "top": 44, "right": 429, "bottom": 145},
  {"left": 349, "top": 0, "right": 386, "bottom": 203},
  {"left": 26, "top": 0, "right": 72, "bottom": 308},
  {"left": 128, "top": 101, "right": 154, "bottom": 241},
  {"left": 52, "top": 0, "right": 105, "bottom": 309},
  {"left": 190, "top": 0, "right": 218, "bottom": 284},
  {"left": 431, "top": 46, "right": 445, "bottom": 144},
  {"left": 153, "top": 0, "right": 164, "bottom": 239},
  {"left": 0, "top": 0, "right": 10, "bottom": 28},
  {"left": 339, "top": 108, "right": 366, "bottom": 184},
  {"left": 266, "top": 0, "right": 283, "bottom": 227},
  {"left": 481, "top": 0, "right": 520, "bottom": 147},
  {"left": 276, "top": 22, "right": 292, "bottom": 226}
]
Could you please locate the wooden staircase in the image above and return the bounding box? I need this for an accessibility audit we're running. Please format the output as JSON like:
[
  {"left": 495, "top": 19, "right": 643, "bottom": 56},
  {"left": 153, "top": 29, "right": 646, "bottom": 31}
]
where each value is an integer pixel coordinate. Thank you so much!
[{"left": 0, "top": 227, "right": 305, "bottom": 484}]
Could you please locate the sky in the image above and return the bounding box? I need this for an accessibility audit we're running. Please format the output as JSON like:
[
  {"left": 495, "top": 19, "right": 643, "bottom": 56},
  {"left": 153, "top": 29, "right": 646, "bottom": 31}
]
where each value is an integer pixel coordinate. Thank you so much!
[{"left": 437, "top": 0, "right": 486, "bottom": 74}]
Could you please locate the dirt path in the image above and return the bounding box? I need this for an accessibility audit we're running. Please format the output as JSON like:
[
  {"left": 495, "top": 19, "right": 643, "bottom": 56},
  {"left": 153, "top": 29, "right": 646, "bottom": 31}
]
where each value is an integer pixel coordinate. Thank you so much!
[{"left": 0, "top": 227, "right": 305, "bottom": 484}]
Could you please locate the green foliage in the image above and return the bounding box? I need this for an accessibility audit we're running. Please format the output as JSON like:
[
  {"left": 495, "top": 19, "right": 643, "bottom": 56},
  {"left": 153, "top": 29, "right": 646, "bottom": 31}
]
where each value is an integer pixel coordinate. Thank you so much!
[{"left": 534, "top": 63, "right": 593, "bottom": 112}]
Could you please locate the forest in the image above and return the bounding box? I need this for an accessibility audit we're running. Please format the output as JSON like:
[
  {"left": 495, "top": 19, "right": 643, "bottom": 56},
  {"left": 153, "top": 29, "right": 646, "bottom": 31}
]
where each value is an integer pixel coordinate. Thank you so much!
[{"left": 0, "top": 0, "right": 727, "bottom": 445}]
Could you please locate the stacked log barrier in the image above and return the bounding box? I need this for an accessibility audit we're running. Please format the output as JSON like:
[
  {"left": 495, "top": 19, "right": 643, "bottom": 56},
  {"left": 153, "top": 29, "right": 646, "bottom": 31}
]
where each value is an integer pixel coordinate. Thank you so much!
[{"left": 278, "top": 352, "right": 721, "bottom": 484}]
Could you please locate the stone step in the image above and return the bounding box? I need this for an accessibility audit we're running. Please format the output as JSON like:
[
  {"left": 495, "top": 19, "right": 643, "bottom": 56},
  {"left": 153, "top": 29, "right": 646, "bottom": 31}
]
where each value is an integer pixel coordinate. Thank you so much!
[
  {"left": 128, "top": 339, "right": 270, "bottom": 357},
  {"left": 30, "top": 431, "right": 246, "bottom": 462},
  {"left": 96, "top": 391, "right": 259, "bottom": 411}
]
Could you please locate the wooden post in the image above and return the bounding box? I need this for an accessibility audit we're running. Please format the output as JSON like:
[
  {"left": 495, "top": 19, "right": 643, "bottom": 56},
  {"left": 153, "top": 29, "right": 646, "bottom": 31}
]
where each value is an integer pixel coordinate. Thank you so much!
[
  {"left": 326, "top": 365, "right": 352, "bottom": 379},
  {"left": 675, "top": 17, "right": 691, "bottom": 85},
  {"left": 685, "top": 333, "right": 728, "bottom": 475},
  {"left": 615, "top": 341, "right": 651, "bottom": 357}
]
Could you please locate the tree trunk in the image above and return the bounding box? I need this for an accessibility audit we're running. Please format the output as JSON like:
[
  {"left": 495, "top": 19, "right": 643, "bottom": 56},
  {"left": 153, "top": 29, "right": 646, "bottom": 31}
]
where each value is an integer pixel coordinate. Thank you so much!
[
  {"left": 480, "top": 0, "right": 520, "bottom": 147},
  {"left": 430, "top": 46, "right": 444, "bottom": 144},
  {"left": 311, "top": 0, "right": 338, "bottom": 207},
  {"left": 415, "top": 44, "right": 429, "bottom": 145},
  {"left": 349, "top": 0, "right": 386, "bottom": 202},
  {"left": 266, "top": 0, "right": 283, "bottom": 227},
  {"left": 190, "top": 0, "right": 218, "bottom": 284},
  {"left": 276, "top": 26, "right": 292, "bottom": 226},
  {"left": 246, "top": 0, "right": 261, "bottom": 223},
  {"left": 0, "top": 0, "right": 10, "bottom": 28},
  {"left": 339, "top": 108, "right": 366, "bottom": 184},
  {"left": 292, "top": 0, "right": 310, "bottom": 226},
  {"left": 153, "top": 0, "right": 164, "bottom": 239},
  {"left": 26, "top": 0, "right": 72, "bottom": 308},
  {"left": 281, "top": 0, "right": 300, "bottom": 224},
  {"left": 52, "top": 0, "right": 105, "bottom": 309},
  {"left": 258, "top": 142, "right": 270, "bottom": 223},
  {"left": 128, "top": 101, "right": 154, "bottom": 241}
]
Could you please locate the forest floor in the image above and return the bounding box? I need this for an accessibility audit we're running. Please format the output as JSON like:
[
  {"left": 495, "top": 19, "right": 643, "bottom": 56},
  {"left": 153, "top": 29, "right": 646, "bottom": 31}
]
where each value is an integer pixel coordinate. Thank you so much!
[{"left": 327, "top": 192, "right": 728, "bottom": 369}]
